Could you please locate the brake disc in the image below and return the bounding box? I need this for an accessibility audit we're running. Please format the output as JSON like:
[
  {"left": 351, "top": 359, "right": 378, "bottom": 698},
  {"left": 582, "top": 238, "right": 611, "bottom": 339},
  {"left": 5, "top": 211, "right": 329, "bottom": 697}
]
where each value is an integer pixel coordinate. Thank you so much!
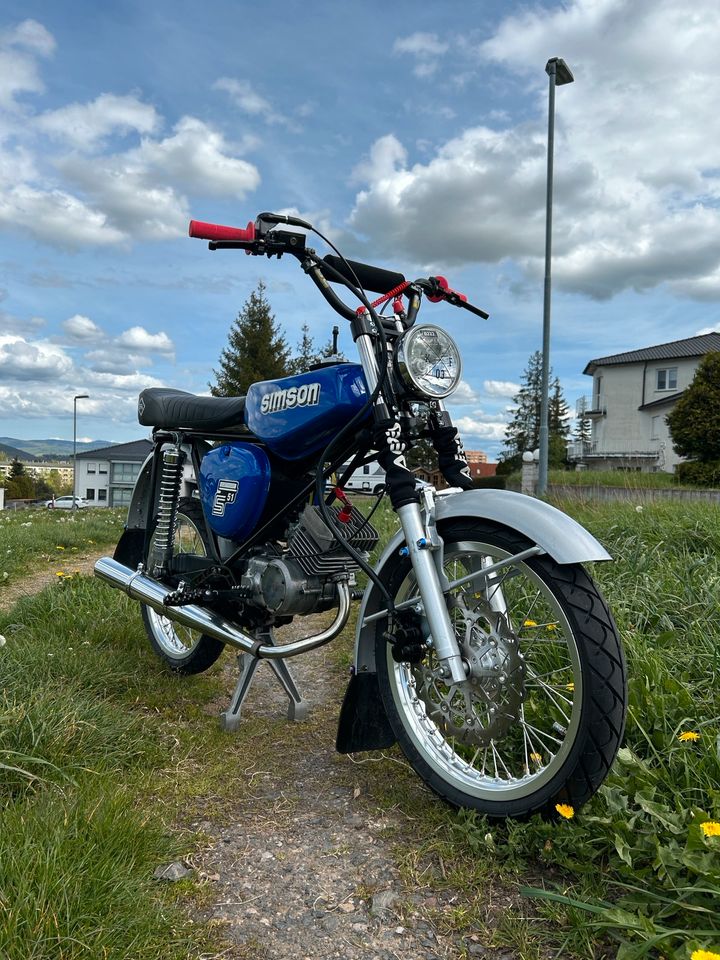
[{"left": 410, "top": 592, "right": 526, "bottom": 747}]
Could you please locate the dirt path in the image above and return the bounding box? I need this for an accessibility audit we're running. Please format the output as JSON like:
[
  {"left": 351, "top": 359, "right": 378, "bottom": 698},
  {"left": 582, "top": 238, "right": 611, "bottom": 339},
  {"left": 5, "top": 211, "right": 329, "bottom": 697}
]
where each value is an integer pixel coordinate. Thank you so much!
[
  {"left": 192, "top": 630, "right": 520, "bottom": 960},
  {"left": 0, "top": 552, "right": 104, "bottom": 612}
]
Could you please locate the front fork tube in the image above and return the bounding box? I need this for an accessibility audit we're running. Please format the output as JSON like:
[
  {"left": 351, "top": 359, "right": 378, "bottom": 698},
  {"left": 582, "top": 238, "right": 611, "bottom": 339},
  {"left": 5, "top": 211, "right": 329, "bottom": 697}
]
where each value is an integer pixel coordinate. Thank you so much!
[{"left": 397, "top": 502, "right": 466, "bottom": 683}]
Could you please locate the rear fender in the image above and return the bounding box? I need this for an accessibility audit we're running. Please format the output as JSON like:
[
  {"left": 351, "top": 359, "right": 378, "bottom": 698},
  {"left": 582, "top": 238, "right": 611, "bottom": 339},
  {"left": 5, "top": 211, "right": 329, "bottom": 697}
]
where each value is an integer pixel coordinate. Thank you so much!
[{"left": 113, "top": 445, "right": 198, "bottom": 568}]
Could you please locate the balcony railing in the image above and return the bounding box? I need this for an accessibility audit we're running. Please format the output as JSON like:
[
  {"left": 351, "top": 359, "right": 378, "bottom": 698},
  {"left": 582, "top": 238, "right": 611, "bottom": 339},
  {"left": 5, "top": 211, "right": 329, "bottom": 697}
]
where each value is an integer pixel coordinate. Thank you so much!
[
  {"left": 576, "top": 395, "right": 606, "bottom": 417},
  {"left": 567, "top": 441, "right": 660, "bottom": 462}
]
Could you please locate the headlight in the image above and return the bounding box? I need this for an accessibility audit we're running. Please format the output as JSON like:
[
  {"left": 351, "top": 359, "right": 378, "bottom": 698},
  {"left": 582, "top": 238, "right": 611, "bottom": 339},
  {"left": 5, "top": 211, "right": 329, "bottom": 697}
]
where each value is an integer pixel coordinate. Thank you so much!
[{"left": 394, "top": 324, "right": 462, "bottom": 399}]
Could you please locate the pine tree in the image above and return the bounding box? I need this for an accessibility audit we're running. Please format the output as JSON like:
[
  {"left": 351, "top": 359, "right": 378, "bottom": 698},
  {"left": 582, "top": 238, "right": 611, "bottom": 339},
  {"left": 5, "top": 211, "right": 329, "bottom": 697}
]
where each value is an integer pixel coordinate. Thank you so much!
[
  {"left": 210, "top": 281, "right": 291, "bottom": 396},
  {"left": 500, "top": 352, "right": 570, "bottom": 470},
  {"left": 289, "top": 323, "right": 347, "bottom": 374},
  {"left": 9, "top": 458, "right": 25, "bottom": 479}
]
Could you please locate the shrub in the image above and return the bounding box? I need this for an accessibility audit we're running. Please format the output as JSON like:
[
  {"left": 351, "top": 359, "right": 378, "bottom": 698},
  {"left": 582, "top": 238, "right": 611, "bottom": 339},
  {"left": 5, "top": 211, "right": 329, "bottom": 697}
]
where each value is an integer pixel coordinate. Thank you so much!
[{"left": 675, "top": 459, "right": 720, "bottom": 487}]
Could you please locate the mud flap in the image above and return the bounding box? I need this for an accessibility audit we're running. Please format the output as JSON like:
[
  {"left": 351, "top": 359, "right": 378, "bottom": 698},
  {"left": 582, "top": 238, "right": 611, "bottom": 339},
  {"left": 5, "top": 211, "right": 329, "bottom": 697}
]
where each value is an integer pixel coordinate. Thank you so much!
[
  {"left": 335, "top": 671, "right": 396, "bottom": 754},
  {"left": 113, "top": 528, "right": 145, "bottom": 569}
]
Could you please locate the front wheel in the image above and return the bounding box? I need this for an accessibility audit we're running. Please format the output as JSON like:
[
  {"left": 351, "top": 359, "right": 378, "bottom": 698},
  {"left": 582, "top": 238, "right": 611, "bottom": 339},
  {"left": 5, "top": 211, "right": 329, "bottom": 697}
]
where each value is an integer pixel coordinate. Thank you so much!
[{"left": 375, "top": 519, "right": 627, "bottom": 818}]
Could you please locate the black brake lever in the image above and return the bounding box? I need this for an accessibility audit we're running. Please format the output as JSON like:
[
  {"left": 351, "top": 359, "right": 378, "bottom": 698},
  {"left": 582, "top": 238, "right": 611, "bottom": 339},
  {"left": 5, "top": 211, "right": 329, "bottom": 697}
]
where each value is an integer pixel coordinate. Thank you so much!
[{"left": 448, "top": 295, "right": 489, "bottom": 319}]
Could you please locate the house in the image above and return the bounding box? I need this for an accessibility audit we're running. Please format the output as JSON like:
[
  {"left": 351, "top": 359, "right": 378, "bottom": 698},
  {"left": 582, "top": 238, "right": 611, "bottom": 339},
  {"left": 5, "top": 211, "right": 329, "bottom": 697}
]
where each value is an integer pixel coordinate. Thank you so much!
[
  {"left": 569, "top": 332, "right": 720, "bottom": 473},
  {"left": 75, "top": 439, "right": 153, "bottom": 507}
]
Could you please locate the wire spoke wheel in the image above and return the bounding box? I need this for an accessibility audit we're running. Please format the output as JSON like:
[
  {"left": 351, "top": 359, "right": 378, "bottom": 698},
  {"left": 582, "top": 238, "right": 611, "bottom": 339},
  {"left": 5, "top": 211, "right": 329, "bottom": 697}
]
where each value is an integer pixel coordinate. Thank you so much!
[
  {"left": 141, "top": 498, "right": 225, "bottom": 674},
  {"left": 376, "top": 518, "right": 626, "bottom": 817}
]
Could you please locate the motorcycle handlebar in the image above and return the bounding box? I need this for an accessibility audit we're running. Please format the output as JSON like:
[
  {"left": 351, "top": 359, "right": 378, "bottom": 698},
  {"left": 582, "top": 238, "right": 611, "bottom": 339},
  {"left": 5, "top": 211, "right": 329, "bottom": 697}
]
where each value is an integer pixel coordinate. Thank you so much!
[{"left": 188, "top": 219, "right": 256, "bottom": 242}]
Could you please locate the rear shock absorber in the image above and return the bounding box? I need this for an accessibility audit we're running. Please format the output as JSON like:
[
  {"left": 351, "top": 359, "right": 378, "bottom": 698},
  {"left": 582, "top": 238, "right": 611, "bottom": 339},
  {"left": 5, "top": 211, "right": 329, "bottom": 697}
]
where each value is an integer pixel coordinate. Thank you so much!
[{"left": 151, "top": 444, "right": 185, "bottom": 577}]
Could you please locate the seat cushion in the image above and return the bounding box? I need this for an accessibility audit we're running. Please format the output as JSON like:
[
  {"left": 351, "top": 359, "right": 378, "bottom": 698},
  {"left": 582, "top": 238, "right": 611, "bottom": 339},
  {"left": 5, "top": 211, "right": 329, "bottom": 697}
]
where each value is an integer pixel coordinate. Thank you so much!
[{"left": 138, "top": 388, "right": 247, "bottom": 431}]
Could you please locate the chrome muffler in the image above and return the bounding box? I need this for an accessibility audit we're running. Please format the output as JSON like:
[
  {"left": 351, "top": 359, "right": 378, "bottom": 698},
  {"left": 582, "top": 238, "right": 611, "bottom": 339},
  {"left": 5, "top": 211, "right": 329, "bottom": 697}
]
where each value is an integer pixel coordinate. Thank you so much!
[{"left": 94, "top": 556, "right": 350, "bottom": 659}]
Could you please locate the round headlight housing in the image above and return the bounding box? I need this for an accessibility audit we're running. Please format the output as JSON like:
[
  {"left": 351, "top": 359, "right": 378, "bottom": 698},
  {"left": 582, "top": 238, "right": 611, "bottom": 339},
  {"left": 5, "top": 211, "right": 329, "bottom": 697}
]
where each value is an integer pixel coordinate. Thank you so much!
[{"left": 395, "top": 324, "right": 462, "bottom": 399}]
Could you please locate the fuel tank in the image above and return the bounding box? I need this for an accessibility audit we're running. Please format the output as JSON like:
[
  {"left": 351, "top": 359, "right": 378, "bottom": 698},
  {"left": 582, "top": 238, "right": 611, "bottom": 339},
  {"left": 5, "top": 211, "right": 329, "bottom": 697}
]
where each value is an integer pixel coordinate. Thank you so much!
[{"left": 245, "top": 363, "right": 369, "bottom": 459}]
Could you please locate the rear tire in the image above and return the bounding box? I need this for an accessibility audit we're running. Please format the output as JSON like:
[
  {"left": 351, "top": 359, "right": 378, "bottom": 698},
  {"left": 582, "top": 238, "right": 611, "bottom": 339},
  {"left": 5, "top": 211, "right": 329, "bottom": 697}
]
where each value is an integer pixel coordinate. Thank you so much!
[
  {"left": 375, "top": 518, "right": 626, "bottom": 818},
  {"left": 141, "top": 498, "right": 225, "bottom": 674}
]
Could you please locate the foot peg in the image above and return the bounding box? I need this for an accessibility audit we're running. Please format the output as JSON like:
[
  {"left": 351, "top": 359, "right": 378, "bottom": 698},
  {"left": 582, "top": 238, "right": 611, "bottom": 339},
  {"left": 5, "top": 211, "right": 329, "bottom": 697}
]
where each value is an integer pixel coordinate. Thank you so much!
[{"left": 219, "top": 637, "right": 309, "bottom": 731}]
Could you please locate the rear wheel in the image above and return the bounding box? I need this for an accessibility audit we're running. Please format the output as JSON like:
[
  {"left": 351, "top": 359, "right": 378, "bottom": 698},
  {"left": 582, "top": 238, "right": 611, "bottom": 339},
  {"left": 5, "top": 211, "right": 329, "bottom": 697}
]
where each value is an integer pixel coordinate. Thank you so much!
[
  {"left": 141, "top": 498, "right": 225, "bottom": 674},
  {"left": 375, "top": 518, "right": 627, "bottom": 818}
]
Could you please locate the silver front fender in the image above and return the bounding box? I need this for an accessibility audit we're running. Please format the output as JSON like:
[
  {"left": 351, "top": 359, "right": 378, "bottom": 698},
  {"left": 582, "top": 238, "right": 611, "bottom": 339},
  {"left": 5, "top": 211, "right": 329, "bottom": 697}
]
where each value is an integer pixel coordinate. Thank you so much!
[{"left": 353, "top": 488, "right": 610, "bottom": 672}]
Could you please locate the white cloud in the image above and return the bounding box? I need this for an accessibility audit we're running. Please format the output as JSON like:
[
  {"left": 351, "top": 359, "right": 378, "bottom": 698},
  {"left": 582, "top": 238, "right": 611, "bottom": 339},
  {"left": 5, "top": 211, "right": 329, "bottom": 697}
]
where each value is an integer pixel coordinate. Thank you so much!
[
  {"left": 36, "top": 93, "right": 160, "bottom": 148},
  {"left": 116, "top": 326, "right": 174, "bottom": 354},
  {"left": 451, "top": 380, "right": 480, "bottom": 404},
  {"left": 483, "top": 379, "right": 520, "bottom": 398},
  {"left": 214, "top": 77, "right": 294, "bottom": 128},
  {"left": 62, "top": 314, "right": 102, "bottom": 342},
  {"left": 54, "top": 116, "right": 261, "bottom": 241},
  {"left": 453, "top": 415, "right": 508, "bottom": 441},
  {"left": 0, "top": 183, "right": 126, "bottom": 248},
  {"left": 393, "top": 32, "right": 448, "bottom": 77},
  {"left": 0, "top": 335, "right": 72, "bottom": 381},
  {"left": 0, "top": 19, "right": 55, "bottom": 109},
  {"left": 351, "top": 0, "right": 720, "bottom": 300}
]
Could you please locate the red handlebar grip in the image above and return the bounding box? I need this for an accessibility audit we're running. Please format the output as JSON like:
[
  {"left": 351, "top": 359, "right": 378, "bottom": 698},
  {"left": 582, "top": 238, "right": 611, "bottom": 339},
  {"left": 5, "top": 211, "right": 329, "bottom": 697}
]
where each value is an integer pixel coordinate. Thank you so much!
[{"left": 188, "top": 219, "right": 256, "bottom": 242}]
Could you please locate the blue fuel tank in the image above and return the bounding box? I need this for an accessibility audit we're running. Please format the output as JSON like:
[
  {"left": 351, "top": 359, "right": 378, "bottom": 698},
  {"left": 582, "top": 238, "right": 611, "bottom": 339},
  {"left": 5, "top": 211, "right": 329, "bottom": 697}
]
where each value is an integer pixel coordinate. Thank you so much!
[
  {"left": 245, "top": 363, "right": 369, "bottom": 459},
  {"left": 198, "top": 442, "right": 271, "bottom": 540}
]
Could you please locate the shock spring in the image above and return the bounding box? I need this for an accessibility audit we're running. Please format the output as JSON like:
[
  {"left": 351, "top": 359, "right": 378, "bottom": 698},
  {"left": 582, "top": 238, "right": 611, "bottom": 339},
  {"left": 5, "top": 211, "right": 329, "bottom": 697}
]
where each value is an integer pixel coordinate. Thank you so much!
[{"left": 151, "top": 445, "right": 184, "bottom": 576}]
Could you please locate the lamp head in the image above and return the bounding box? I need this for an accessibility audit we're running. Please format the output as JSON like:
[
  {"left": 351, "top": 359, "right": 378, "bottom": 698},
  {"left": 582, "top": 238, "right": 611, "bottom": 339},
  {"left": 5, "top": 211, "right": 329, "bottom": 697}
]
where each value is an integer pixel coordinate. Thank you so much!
[{"left": 546, "top": 57, "right": 574, "bottom": 85}]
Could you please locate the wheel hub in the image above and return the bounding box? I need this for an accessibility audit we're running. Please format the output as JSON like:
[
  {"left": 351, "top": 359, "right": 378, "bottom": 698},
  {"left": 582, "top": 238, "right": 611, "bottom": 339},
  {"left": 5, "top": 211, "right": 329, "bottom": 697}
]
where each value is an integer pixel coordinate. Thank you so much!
[{"left": 411, "top": 593, "right": 526, "bottom": 747}]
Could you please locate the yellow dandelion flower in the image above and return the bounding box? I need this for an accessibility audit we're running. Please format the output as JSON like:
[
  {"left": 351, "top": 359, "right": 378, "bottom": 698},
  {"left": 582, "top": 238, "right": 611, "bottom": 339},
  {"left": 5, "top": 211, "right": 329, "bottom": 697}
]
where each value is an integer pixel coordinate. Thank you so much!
[
  {"left": 546, "top": 623, "right": 558, "bottom": 631},
  {"left": 530, "top": 752, "right": 542, "bottom": 764},
  {"left": 678, "top": 731, "right": 701, "bottom": 742},
  {"left": 555, "top": 803, "right": 574, "bottom": 819},
  {"left": 566, "top": 682, "right": 575, "bottom": 692},
  {"left": 523, "top": 619, "right": 538, "bottom": 628},
  {"left": 691, "top": 949, "right": 720, "bottom": 960},
  {"left": 700, "top": 821, "right": 720, "bottom": 838},
  {"left": 56, "top": 545, "right": 65, "bottom": 551},
  {"left": 56, "top": 572, "right": 66, "bottom": 577}
]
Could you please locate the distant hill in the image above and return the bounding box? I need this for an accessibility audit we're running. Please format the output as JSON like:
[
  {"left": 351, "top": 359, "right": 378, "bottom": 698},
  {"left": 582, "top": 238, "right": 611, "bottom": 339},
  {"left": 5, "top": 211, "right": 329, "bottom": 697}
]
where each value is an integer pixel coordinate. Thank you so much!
[
  {"left": 0, "top": 442, "right": 32, "bottom": 461},
  {"left": 0, "top": 438, "right": 115, "bottom": 460}
]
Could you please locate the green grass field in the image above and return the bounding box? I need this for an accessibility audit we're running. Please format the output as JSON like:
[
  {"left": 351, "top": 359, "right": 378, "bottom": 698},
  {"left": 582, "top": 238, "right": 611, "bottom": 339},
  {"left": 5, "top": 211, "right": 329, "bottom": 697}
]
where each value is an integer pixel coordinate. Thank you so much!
[{"left": 1, "top": 499, "right": 719, "bottom": 959}]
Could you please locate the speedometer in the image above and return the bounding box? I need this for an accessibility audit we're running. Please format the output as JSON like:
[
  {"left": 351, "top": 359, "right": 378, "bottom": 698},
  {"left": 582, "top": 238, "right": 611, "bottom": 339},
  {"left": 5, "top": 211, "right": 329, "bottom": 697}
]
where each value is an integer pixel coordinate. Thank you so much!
[{"left": 394, "top": 324, "right": 462, "bottom": 399}]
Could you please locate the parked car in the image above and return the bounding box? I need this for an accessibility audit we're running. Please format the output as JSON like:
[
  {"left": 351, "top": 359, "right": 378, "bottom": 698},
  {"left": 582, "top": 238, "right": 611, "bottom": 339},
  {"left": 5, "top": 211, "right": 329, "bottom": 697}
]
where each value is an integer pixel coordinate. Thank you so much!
[{"left": 45, "top": 496, "right": 88, "bottom": 509}]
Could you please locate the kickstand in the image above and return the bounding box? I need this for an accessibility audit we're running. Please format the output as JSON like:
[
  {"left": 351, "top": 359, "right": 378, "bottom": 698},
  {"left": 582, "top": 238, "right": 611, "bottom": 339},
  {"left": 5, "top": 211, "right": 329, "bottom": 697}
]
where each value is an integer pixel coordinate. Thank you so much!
[{"left": 219, "top": 628, "right": 310, "bottom": 732}]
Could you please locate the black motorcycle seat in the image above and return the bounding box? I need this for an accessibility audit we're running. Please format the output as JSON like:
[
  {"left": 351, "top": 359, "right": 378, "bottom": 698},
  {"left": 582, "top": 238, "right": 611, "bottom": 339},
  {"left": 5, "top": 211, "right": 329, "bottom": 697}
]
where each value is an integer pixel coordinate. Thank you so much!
[{"left": 138, "top": 388, "right": 247, "bottom": 431}]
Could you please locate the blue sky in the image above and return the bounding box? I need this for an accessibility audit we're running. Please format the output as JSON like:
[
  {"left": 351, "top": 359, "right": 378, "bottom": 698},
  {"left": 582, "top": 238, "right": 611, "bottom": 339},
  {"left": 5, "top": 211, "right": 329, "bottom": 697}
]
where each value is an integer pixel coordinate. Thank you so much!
[{"left": 1, "top": 0, "right": 718, "bottom": 460}]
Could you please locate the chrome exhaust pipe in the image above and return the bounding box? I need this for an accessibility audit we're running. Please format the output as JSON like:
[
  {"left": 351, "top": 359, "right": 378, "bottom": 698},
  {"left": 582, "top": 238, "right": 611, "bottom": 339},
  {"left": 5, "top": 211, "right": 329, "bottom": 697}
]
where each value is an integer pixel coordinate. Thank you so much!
[{"left": 94, "top": 556, "right": 350, "bottom": 659}]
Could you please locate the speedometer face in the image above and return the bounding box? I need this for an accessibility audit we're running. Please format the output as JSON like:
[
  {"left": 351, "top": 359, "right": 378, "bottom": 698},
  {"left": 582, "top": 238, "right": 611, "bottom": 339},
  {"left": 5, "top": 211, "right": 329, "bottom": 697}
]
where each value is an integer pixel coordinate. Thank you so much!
[{"left": 397, "top": 325, "right": 462, "bottom": 398}]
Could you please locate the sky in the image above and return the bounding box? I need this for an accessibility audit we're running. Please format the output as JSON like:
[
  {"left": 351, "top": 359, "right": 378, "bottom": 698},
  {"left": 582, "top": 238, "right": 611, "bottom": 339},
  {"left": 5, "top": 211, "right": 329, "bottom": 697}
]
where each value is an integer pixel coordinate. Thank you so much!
[{"left": 0, "top": 0, "right": 719, "bottom": 460}]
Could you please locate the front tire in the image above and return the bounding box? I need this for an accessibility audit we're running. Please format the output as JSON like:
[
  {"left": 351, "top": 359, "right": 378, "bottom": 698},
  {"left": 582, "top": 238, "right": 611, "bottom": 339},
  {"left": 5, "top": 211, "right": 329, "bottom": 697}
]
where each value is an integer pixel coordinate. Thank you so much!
[
  {"left": 375, "top": 518, "right": 626, "bottom": 818},
  {"left": 141, "top": 498, "right": 225, "bottom": 674}
]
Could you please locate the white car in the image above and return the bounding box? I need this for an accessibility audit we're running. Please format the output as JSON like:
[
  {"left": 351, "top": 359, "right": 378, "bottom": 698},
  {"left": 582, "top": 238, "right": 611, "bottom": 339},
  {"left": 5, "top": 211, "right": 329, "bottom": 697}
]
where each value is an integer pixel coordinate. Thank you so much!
[{"left": 45, "top": 496, "right": 88, "bottom": 509}]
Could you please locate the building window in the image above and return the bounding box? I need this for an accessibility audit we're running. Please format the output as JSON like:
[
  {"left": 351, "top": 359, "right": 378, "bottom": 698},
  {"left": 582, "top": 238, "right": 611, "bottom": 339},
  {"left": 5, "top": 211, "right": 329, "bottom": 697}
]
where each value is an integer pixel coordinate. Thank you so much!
[
  {"left": 111, "top": 487, "right": 133, "bottom": 507},
  {"left": 656, "top": 367, "right": 677, "bottom": 391},
  {"left": 111, "top": 462, "right": 141, "bottom": 483},
  {"left": 98, "top": 489, "right": 107, "bottom": 502},
  {"left": 86, "top": 488, "right": 95, "bottom": 500},
  {"left": 98, "top": 463, "right": 108, "bottom": 474},
  {"left": 87, "top": 462, "right": 96, "bottom": 473}
]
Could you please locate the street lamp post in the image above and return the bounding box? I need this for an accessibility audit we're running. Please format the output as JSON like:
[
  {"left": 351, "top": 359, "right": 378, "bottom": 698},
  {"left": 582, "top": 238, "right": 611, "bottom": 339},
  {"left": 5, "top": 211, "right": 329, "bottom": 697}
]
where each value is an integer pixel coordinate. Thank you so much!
[
  {"left": 73, "top": 394, "right": 89, "bottom": 509},
  {"left": 537, "top": 56, "right": 574, "bottom": 496}
]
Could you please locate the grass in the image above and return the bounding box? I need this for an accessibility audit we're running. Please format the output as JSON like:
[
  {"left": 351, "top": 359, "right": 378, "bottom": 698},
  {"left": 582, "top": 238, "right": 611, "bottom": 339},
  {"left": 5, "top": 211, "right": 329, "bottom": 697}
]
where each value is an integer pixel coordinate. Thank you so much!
[
  {"left": 506, "top": 468, "right": 701, "bottom": 490},
  {"left": 0, "top": 506, "right": 126, "bottom": 585},
  {"left": 3, "top": 499, "right": 720, "bottom": 959}
]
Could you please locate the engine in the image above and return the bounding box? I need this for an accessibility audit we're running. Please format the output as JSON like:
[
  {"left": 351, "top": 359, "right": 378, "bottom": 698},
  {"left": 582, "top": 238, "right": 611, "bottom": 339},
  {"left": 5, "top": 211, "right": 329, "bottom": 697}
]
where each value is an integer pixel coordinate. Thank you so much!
[{"left": 240, "top": 503, "right": 378, "bottom": 617}]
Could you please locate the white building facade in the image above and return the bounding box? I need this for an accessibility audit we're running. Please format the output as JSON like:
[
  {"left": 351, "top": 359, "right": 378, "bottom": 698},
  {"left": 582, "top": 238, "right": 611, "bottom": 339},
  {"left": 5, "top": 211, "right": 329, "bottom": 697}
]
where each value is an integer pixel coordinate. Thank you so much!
[
  {"left": 569, "top": 333, "right": 720, "bottom": 473},
  {"left": 75, "top": 439, "right": 153, "bottom": 507}
]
